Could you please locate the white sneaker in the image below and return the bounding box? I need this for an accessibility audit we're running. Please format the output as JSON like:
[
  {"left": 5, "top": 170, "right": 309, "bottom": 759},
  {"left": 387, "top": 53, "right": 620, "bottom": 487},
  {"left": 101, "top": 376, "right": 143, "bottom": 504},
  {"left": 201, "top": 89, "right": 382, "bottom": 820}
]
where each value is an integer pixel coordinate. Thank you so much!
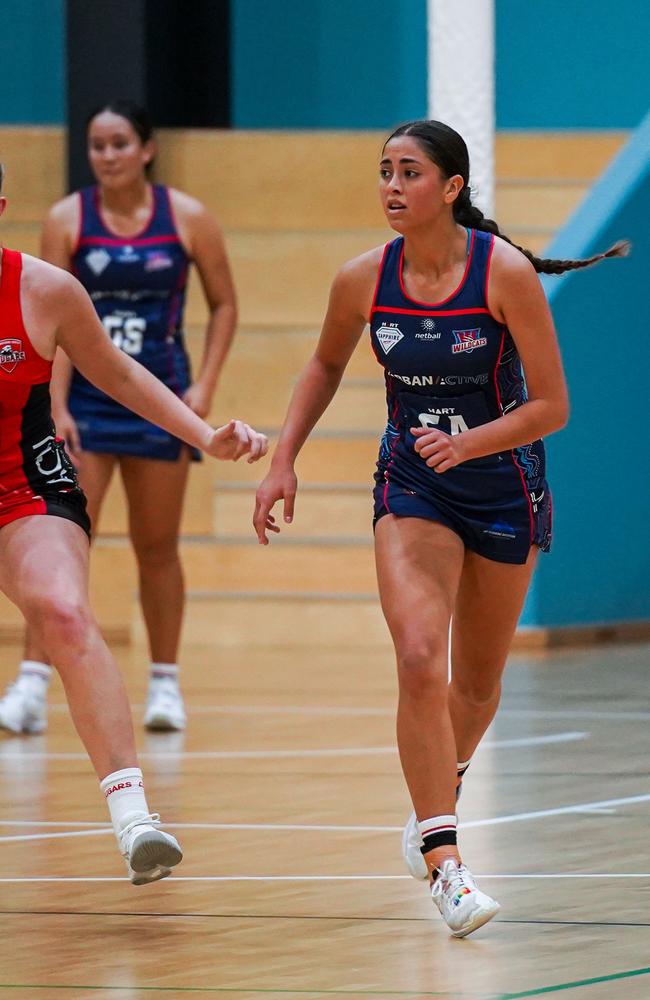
[
  {"left": 0, "top": 679, "right": 47, "bottom": 734},
  {"left": 143, "top": 679, "right": 186, "bottom": 732},
  {"left": 431, "top": 859, "right": 500, "bottom": 938},
  {"left": 118, "top": 812, "right": 183, "bottom": 885}
]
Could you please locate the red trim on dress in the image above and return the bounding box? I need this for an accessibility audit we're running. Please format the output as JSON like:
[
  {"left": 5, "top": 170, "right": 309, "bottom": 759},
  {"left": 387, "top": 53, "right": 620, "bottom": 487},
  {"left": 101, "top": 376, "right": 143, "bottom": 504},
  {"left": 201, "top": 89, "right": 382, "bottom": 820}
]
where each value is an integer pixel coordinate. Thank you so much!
[
  {"left": 370, "top": 243, "right": 391, "bottom": 316},
  {"left": 77, "top": 234, "right": 180, "bottom": 247},
  {"left": 372, "top": 305, "right": 489, "bottom": 318},
  {"left": 382, "top": 398, "right": 400, "bottom": 514},
  {"left": 493, "top": 329, "right": 534, "bottom": 542},
  {"left": 72, "top": 191, "right": 84, "bottom": 258},
  {"left": 483, "top": 233, "right": 495, "bottom": 309},
  {"left": 398, "top": 229, "right": 476, "bottom": 308}
]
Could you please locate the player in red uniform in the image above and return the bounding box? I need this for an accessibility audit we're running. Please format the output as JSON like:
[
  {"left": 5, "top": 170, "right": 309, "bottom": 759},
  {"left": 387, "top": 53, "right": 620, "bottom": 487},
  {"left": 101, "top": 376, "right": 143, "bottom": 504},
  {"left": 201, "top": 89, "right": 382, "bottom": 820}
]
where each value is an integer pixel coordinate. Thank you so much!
[{"left": 0, "top": 166, "right": 267, "bottom": 883}]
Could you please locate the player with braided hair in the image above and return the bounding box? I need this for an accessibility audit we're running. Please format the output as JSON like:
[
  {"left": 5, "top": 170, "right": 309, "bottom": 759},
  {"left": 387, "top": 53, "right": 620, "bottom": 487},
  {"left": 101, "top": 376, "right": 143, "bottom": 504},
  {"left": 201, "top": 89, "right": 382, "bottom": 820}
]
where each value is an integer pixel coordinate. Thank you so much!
[{"left": 254, "top": 119, "right": 627, "bottom": 937}]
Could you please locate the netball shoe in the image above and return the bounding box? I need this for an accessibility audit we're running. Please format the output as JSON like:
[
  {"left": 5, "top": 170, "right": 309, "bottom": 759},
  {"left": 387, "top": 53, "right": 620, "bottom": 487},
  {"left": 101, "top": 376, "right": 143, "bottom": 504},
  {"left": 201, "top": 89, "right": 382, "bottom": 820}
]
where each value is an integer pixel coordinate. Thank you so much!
[
  {"left": 431, "top": 859, "right": 499, "bottom": 937},
  {"left": 143, "top": 679, "right": 187, "bottom": 731},
  {"left": 0, "top": 677, "right": 47, "bottom": 734},
  {"left": 118, "top": 812, "right": 183, "bottom": 885}
]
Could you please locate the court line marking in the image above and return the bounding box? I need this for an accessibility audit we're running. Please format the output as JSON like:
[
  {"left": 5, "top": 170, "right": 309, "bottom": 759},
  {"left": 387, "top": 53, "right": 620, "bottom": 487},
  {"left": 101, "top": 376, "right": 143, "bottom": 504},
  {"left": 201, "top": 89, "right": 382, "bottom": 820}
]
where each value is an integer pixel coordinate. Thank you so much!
[
  {"left": 47, "top": 702, "right": 650, "bottom": 720},
  {"left": 0, "top": 873, "right": 649, "bottom": 883},
  {"left": 0, "top": 985, "right": 477, "bottom": 997},
  {"left": 498, "top": 964, "right": 650, "bottom": 999},
  {"left": 0, "top": 731, "right": 587, "bottom": 761},
  {"left": 1, "top": 789, "right": 649, "bottom": 844}
]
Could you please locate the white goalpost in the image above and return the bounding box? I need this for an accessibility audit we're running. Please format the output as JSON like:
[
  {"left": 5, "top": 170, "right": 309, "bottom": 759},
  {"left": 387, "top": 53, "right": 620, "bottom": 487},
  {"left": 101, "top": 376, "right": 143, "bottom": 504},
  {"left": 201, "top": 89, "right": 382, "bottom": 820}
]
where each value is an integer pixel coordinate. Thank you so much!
[{"left": 427, "top": 0, "right": 496, "bottom": 217}]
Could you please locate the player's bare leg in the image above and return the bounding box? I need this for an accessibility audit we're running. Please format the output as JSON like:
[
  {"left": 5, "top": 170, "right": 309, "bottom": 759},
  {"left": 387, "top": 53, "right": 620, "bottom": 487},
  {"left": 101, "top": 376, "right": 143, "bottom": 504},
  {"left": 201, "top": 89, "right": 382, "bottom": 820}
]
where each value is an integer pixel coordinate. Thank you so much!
[
  {"left": 0, "top": 514, "right": 182, "bottom": 883},
  {"left": 375, "top": 515, "right": 500, "bottom": 935},
  {"left": 1, "top": 452, "right": 117, "bottom": 734},
  {"left": 120, "top": 451, "right": 190, "bottom": 731}
]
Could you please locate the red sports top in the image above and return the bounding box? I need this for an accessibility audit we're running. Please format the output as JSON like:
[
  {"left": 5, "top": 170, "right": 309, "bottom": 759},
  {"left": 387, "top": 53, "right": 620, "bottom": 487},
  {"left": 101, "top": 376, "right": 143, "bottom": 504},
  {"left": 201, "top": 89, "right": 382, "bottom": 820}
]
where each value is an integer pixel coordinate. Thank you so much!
[{"left": 0, "top": 248, "right": 81, "bottom": 527}]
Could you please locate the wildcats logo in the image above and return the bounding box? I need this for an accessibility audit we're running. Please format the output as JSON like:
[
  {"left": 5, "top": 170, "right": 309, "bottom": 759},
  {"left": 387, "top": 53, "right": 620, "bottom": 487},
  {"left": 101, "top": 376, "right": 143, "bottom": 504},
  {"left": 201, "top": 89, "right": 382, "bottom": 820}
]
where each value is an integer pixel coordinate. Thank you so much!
[
  {"left": 145, "top": 250, "right": 174, "bottom": 272},
  {"left": 451, "top": 328, "right": 487, "bottom": 354},
  {"left": 375, "top": 323, "right": 404, "bottom": 355},
  {"left": 0, "top": 339, "right": 27, "bottom": 373}
]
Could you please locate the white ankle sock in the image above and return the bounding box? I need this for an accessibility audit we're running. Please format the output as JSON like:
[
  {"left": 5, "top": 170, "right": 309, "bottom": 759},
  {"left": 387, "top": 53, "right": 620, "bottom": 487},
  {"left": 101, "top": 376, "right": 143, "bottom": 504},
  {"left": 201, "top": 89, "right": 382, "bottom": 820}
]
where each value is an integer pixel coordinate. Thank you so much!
[
  {"left": 149, "top": 663, "right": 179, "bottom": 685},
  {"left": 18, "top": 661, "right": 51, "bottom": 694},
  {"left": 100, "top": 768, "right": 150, "bottom": 835}
]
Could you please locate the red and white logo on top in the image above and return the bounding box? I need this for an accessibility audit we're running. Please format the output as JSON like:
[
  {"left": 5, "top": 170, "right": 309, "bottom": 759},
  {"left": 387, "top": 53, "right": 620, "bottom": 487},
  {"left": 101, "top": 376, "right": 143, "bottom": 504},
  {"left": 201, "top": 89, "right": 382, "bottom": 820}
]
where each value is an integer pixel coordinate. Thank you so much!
[
  {"left": 0, "top": 339, "right": 27, "bottom": 373},
  {"left": 451, "top": 329, "right": 487, "bottom": 355}
]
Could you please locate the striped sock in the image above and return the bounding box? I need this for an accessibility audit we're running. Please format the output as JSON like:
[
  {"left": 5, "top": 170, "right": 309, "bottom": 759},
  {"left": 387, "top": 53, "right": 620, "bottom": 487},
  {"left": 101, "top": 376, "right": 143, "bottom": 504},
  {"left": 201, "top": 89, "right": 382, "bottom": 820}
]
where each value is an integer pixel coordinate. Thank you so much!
[{"left": 417, "top": 814, "right": 457, "bottom": 855}]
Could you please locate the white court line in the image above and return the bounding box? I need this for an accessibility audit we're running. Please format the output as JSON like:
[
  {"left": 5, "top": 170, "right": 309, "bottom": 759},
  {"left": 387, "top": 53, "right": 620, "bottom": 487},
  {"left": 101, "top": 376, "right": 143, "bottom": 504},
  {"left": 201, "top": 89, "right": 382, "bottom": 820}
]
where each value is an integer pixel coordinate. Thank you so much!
[
  {"left": 459, "top": 792, "right": 650, "bottom": 829},
  {"left": 501, "top": 709, "right": 650, "bottom": 722},
  {"left": 0, "top": 828, "right": 113, "bottom": 844},
  {"left": 0, "top": 731, "right": 587, "bottom": 761},
  {"left": 0, "top": 873, "right": 649, "bottom": 884},
  {"left": 47, "top": 704, "right": 650, "bottom": 720},
  {"left": 1, "top": 789, "right": 648, "bottom": 845}
]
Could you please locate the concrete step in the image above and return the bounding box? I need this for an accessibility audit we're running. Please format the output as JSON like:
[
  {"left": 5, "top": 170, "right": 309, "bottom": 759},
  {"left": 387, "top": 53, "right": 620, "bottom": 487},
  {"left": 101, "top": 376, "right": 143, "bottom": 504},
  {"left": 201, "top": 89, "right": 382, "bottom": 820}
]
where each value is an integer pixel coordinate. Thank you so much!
[
  {"left": 215, "top": 485, "right": 371, "bottom": 540},
  {"left": 96, "top": 536, "right": 376, "bottom": 594},
  {"left": 495, "top": 182, "right": 589, "bottom": 230},
  {"left": 96, "top": 457, "right": 215, "bottom": 537},
  {"left": 169, "top": 593, "right": 389, "bottom": 648},
  {"left": 215, "top": 434, "right": 378, "bottom": 486}
]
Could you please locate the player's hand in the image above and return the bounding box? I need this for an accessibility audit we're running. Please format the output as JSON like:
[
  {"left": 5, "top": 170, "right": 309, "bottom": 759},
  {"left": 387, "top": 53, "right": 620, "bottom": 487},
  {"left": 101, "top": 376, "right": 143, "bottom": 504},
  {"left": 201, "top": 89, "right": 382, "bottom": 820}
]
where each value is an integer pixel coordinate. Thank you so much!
[
  {"left": 253, "top": 465, "right": 298, "bottom": 545},
  {"left": 183, "top": 382, "right": 213, "bottom": 419},
  {"left": 207, "top": 419, "right": 268, "bottom": 463},
  {"left": 411, "top": 426, "right": 466, "bottom": 474},
  {"left": 52, "top": 407, "right": 81, "bottom": 464}
]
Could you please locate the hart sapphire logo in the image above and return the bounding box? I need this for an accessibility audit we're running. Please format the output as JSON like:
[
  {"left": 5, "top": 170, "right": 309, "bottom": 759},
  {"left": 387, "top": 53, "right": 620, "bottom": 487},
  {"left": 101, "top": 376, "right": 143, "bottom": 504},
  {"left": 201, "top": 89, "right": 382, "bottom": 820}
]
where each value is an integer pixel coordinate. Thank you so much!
[
  {"left": 85, "top": 248, "right": 111, "bottom": 276},
  {"left": 376, "top": 323, "right": 404, "bottom": 355},
  {"left": 0, "top": 339, "right": 27, "bottom": 373},
  {"left": 451, "top": 328, "right": 487, "bottom": 354}
]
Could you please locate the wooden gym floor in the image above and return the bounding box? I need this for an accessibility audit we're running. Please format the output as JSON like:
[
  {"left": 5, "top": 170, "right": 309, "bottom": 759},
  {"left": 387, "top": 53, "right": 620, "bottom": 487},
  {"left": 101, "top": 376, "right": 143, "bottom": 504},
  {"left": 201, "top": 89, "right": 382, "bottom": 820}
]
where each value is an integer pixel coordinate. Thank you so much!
[{"left": 0, "top": 633, "right": 649, "bottom": 999}]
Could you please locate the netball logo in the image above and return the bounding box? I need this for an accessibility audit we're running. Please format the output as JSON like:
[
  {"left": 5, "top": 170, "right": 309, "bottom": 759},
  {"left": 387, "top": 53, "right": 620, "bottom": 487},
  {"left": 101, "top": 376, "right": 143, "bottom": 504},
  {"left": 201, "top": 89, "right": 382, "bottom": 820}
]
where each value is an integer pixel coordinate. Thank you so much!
[{"left": 0, "top": 339, "right": 27, "bottom": 373}]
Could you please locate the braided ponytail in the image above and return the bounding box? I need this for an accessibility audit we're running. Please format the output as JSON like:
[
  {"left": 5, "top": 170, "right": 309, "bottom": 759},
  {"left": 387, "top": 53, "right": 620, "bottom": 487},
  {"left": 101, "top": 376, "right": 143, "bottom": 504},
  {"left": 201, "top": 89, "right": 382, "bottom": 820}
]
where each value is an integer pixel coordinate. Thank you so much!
[{"left": 385, "top": 120, "right": 630, "bottom": 276}]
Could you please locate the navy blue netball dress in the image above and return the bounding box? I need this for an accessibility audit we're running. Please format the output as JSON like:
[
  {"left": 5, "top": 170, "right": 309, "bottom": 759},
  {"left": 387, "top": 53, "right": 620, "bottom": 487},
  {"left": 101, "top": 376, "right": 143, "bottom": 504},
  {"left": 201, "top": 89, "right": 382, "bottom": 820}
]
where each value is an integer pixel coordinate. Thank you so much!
[
  {"left": 69, "top": 184, "right": 197, "bottom": 461},
  {"left": 370, "top": 229, "right": 551, "bottom": 564}
]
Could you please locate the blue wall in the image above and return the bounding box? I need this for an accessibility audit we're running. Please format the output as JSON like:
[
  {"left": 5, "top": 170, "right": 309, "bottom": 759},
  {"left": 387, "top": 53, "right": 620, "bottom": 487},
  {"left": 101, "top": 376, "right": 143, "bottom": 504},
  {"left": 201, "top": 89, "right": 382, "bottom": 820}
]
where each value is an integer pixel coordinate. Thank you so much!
[
  {"left": 496, "top": 0, "right": 650, "bottom": 128},
  {"left": 521, "top": 113, "right": 650, "bottom": 628},
  {"left": 1, "top": 1, "right": 648, "bottom": 129},
  {"left": 231, "top": 0, "right": 427, "bottom": 128},
  {"left": 0, "top": 0, "right": 65, "bottom": 124}
]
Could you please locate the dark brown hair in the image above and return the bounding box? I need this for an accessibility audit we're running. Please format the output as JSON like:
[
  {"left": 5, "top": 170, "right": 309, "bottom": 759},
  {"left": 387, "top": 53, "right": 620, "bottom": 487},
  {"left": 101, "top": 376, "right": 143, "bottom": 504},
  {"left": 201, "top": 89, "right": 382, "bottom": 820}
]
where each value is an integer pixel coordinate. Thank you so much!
[
  {"left": 385, "top": 120, "right": 629, "bottom": 275},
  {"left": 86, "top": 99, "right": 153, "bottom": 145}
]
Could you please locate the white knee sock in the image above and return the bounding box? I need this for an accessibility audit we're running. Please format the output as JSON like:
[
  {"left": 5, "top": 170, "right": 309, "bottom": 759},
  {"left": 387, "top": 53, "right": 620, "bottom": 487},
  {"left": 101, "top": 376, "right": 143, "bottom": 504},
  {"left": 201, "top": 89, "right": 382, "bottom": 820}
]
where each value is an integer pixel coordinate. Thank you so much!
[{"left": 100, "top": 767, "right": 151, "bottom": 836}]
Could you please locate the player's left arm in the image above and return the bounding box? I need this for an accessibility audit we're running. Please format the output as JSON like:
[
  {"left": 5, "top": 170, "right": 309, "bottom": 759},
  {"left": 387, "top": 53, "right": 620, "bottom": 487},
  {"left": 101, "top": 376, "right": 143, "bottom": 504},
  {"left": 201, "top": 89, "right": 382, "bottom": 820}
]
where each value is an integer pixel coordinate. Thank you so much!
[
  {"left": 413, "top": 240, "right": 569, "bottom": 473},
  {"left": 52, "top": 272, "right": 265, "bottom": 463},
  {"left": 170, "top": 189, "right": 237, "bottom": 418}
]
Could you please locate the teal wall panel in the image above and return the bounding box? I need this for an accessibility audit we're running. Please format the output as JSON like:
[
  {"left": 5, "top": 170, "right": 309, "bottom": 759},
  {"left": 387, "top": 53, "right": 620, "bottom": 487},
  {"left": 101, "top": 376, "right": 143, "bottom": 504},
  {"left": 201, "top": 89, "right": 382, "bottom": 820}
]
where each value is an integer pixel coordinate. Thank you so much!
[
  {"left": 496, "top": 0, "right": 650, "bottom": 128},
  {"left": 232, "top": 0, "right": 427, "bottom": 128},
  {"left": 520, "top": 113, "right": 650, "bottom": 627},
  {"left": 0, "top": 0, "right": 65, "bottom": 124}
]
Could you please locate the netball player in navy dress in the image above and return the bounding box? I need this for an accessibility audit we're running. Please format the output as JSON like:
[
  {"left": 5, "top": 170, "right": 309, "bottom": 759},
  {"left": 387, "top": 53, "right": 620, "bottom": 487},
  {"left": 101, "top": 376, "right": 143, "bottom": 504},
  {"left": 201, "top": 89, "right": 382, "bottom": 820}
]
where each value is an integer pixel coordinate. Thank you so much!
[
  {"left": 254, "top": 121, "right": 627, "bottom": 936},
  {"left": 0, "top": 101, "right": 236, "bottom": 735}
]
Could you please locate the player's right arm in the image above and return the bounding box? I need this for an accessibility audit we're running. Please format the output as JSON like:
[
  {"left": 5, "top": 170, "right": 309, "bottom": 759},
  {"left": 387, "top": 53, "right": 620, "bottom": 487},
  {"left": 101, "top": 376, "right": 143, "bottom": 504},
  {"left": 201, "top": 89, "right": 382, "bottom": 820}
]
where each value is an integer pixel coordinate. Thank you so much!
[
  {"left": 40, "top": 195, "right": 81, "bottom": 455},
  {"left": 253, "top": 248, "right": 381, "bottom": 544}
]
